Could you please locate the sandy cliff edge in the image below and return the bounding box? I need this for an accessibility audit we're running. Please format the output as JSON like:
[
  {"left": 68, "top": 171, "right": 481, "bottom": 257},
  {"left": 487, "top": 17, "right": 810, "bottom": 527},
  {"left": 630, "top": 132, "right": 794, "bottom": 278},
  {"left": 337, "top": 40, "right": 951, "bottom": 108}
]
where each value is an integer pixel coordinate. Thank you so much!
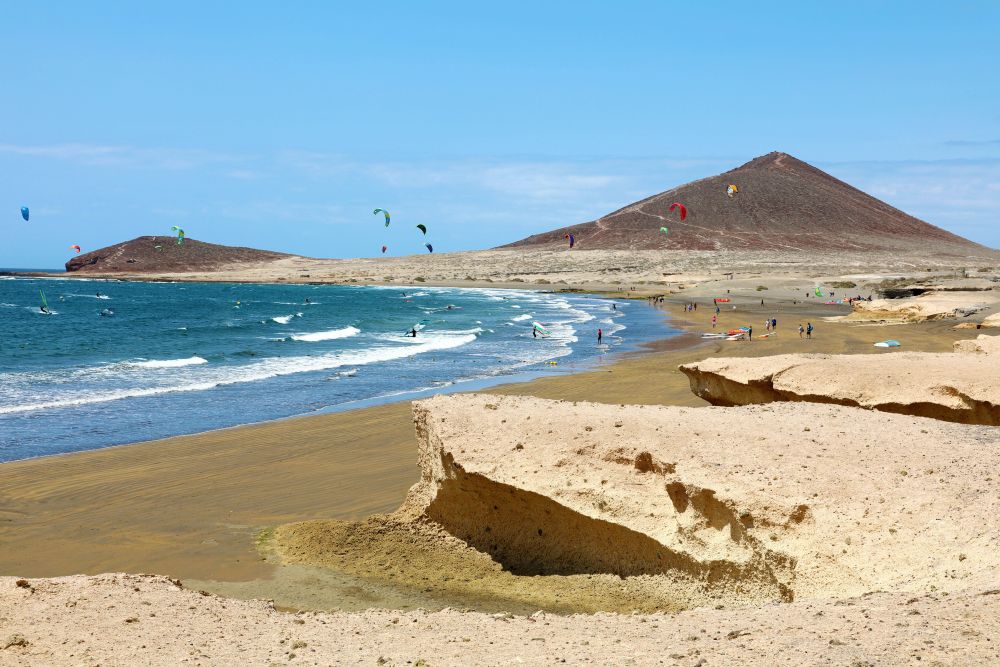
[
  {"left": 679, "top": 335, "right": 1000, "bottom": 424},
  {"left": 277, "top": 394, "right": 1000, "bottom": 606}
]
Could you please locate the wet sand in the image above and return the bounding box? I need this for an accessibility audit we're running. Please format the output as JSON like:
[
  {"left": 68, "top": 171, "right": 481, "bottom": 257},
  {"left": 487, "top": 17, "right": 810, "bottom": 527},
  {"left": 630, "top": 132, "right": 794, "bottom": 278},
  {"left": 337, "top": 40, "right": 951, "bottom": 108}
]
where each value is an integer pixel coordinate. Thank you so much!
[{"left": 0, "top": 297, "right": 973, "bottom": 589}]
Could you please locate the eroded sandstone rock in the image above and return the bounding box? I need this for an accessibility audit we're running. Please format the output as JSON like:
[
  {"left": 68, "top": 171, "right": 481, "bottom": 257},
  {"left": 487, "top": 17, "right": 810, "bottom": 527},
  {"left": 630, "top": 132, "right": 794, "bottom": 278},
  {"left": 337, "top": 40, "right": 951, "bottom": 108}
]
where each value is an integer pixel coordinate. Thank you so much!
[
  {"left": 680, "top": 339, "right": 1000, "bottom": 425},
  {"left": 394, "top": 394, "right": 1000, "bottom": 601}
]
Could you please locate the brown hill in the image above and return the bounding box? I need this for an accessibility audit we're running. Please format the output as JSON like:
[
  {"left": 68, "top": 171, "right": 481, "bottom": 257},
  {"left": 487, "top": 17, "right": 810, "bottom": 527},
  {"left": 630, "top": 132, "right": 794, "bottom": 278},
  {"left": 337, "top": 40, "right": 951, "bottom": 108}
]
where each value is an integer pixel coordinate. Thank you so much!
[
  {"left": 504, "top": 152, "right": 988, "bottom": 253},
  {"left": 65, "top": 236, "right": 292, "bottom": 273}
]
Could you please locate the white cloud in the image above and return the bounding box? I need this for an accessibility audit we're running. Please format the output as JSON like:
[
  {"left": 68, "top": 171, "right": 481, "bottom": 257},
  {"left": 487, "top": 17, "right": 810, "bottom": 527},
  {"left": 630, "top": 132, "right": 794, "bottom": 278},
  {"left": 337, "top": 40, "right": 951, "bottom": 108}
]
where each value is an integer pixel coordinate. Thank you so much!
[
  {"left": 226, "top": 169, "right": 264, "bottom": 180},
  {"left": 943, "top": 139, "right": 1000, "bottom": 147},
  {"left": 0, "top": 142, "right": 240, "bottom": 170},
  {"left": 822, "top": 158, "right": 1000, "bottom": 244}
]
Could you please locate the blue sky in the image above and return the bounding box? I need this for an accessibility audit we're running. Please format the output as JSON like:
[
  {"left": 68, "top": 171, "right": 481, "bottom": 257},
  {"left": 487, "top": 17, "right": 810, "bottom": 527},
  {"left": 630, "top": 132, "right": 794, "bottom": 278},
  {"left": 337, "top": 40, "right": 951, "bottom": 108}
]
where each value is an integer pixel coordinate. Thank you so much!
[{"left": 2, "top": 1, "right": 998, "bottom": 267}]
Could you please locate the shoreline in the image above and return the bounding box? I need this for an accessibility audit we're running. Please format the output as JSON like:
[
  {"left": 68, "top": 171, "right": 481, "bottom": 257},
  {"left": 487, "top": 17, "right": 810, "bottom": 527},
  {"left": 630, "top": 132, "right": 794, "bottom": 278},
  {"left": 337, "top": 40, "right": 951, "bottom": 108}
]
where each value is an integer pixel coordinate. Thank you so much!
[
  {"left": 0, "top": 289, "right": 976, "bottom": 593},
  {"left": 0, "top": 289, "right": 682, "bottom": 585},
  {"left": 0, "top": 285, "right": 668, "bottom": 465}
]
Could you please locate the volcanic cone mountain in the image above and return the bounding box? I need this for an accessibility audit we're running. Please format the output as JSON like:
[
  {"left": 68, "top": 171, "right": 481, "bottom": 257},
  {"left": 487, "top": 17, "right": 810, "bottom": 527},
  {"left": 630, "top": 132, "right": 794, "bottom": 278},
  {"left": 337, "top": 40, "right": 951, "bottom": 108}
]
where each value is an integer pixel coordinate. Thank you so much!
[
  {"left": 65, "top": 236, "right": 292, "bottom": 273},
  {"left": 505, "top": 152, "right": 987, "bottom": 253}
]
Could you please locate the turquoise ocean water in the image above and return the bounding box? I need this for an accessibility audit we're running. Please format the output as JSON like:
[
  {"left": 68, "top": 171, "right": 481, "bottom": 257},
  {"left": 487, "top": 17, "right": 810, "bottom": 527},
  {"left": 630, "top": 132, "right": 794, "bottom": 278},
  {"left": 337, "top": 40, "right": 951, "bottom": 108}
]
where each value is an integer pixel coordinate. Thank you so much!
[{"left": 0, "top": 277, "right": 671, "bottom": 461}]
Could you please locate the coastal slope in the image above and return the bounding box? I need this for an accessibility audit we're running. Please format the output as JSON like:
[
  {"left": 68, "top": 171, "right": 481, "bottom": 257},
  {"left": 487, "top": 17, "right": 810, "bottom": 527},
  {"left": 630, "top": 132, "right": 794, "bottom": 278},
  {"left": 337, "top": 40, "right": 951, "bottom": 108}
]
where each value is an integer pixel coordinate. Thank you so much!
[
  {"left": 504, "top": 151, "right": 987, "bottom": 253},
  {"left": 64, "top": 236, "right": 292, "bottom": 274}
]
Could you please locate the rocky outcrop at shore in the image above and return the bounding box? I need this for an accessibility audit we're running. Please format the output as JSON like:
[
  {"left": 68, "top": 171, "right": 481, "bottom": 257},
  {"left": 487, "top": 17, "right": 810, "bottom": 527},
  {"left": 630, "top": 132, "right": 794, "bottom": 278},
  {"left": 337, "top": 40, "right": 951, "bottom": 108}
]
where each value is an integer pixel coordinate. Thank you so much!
[
  {"left": 279, "top": 394, "right": 1000, "bottom": 608},
  {"left": 836, "top": 290, "right": 998, "bottom": 323},
  {"left": 679, "top": 336, "right": 1000, "bottom": 425},
  {"left": 982, "top": 312, "right": 1000, "bottom": 328}
]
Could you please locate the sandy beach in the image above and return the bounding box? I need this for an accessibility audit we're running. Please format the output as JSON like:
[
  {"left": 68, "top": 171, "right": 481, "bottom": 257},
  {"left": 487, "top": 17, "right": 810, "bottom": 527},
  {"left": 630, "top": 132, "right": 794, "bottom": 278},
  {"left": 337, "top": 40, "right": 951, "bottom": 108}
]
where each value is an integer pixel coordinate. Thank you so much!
[
  {"left": 2, "top": 267, "right": 999, "bottom": 666},
  {"left": 8, "top": 6, "right": 1000, "bottom": 662},
  {"left": 0, "top": 290, "right": 979, "bottom": 586}
]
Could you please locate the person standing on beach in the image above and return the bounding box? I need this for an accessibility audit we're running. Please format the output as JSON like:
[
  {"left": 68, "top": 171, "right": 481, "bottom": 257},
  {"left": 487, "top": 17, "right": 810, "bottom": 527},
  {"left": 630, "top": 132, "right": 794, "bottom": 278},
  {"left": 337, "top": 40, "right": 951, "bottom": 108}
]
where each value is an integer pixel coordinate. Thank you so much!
[
  {"left": 764, "top": 318, "right": 770, "bottom": 332},
  {"left": 711, "top": 314, "right": 717, "bottom": 329},
  {"left": 747, "top": 325, "right": 753, "bottom": 341},
  {"left": 806, "top": 322, "right": 813, "bottom": 338},
  {"left": 798, "top": 324, "right": 804, "bottom": 338},
  {"left": 771, "top": 317, "right": 777, "bottom": 330},
  {"left": 597, "top": 328, "right": 603, "bottom": 344}
]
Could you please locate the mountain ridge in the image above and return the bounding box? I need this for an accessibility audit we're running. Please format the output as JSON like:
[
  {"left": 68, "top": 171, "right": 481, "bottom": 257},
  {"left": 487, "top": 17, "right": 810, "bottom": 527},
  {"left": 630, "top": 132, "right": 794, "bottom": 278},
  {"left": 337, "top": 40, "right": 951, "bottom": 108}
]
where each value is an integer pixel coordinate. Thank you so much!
[{"left": 503, "top": 152, "right": 987, "bottom": 253}]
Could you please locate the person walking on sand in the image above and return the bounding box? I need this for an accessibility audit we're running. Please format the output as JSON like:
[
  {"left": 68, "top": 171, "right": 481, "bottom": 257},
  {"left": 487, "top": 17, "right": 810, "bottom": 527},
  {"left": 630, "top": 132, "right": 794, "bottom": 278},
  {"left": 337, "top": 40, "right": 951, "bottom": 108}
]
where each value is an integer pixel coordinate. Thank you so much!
[
  {"left": 798, "top": 324, "right": 804, "bottom": 338},
  {"left": 747, "top": 325, "right": 753, "bottom": 341},
  {"left": 597, "top": 328, "right": 603, "bottom": 345},
  {"left": 771, "top": 317, "right": 777, "bottom": 330},
  {"left": 764, "top": 318, "right": 770, "bottom": 332},
  {"left": 806, "top": 322, "right": 813, "bottom": 339},
  {"left": 711, "top": 314, "right": 717, "bottom": 329}
]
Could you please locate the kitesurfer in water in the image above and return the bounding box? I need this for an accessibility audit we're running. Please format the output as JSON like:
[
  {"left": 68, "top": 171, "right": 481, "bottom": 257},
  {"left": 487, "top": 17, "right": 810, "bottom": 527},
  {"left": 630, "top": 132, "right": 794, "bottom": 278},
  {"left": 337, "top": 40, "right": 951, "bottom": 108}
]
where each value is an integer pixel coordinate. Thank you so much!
[
  {"left": 305, "top": 297, "right": 311, "bottom": 305},
  {"left": 407, "top": 327, "right": 418, "bottom": 337},
  {"left": 597, "top": 328, "right": 603, "bottom": 344},
  {"left": 39, "top": 305, "right": 49, "bottom": 314}
]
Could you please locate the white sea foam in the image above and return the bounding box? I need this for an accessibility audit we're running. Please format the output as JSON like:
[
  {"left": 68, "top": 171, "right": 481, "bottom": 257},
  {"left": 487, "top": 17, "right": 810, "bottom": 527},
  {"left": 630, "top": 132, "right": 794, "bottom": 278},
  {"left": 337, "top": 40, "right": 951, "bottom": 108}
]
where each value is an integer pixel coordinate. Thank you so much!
[
  {"left": 511, "top": 314, "right": 532, "bottom": 322},
  {"left": 65, "top": 293, "right": 110, "bottom": 300},
  {"left": 0, "top": 333, "right": 477, "bottom": 415},
  {"left": 272, "top": 315, "right": 293, "bottom": 324},
  {"left": 291, "top": 326, "right": 360, "bottom": 342},
  {"left": 129, "top": 356, "right": 208, "bottom": 369}
]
